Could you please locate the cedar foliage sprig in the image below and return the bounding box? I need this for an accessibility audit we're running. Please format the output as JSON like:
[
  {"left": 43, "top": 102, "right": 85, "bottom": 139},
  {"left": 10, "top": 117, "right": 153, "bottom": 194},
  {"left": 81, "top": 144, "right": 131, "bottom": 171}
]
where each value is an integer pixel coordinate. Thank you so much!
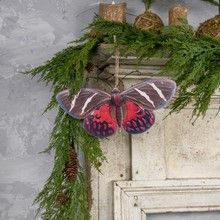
[
  {"left": 27, "top": 37, "right": 105, "bottom": 169},
  {"left": 89, "top": 17, "right": 163, "bottom": 58},
  {"left": 34, "top": 112, "right": 92, "bottom": 220},
  {"left": 34, "top": 111, "right": 104, "bottom": 219},
  {"left": 161, "top": 25, "right": 220, "bottom": 117},
  {"left": 90, "top": 17, "right": 220, "bottom": 118},
  {"left": 27, "top": 38, "right": 99, "bottom": 113},
  {"left": 27, "top": 37, "right": 105, "bottom": 219}
]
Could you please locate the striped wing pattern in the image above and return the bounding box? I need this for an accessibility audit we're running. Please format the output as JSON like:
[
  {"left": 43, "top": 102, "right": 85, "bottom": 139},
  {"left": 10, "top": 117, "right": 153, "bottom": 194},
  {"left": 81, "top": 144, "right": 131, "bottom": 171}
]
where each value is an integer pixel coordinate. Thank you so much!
[
  {"left": 121, "top": 78, "right": 176, "bottom": 110},
  {"left": 56, "top": 88, "right": 111, "bottom": 119}
]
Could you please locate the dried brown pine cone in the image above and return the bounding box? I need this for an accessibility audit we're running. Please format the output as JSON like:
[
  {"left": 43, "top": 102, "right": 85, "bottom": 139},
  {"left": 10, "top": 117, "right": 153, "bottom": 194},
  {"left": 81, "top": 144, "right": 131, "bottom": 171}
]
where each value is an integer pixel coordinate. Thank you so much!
[
  {"left": 56, "top": 192, "right": 69, "bottom": 205},
  {"left": 64, "top": 148, "right": 78, "bottom": 182}
]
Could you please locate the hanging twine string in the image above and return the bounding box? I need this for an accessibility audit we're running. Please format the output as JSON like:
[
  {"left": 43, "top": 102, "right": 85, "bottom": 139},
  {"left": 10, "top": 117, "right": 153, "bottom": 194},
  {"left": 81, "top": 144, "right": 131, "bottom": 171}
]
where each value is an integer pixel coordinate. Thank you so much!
[{"left": 114, "top": 35, "right": 120, "bottom": 88}]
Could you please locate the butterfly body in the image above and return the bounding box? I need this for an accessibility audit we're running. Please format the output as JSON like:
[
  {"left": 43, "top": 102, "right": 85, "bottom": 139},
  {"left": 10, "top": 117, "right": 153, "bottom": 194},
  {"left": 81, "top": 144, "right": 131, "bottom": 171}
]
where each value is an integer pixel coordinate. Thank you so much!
[
  {"left": 56, "top": 78, "right": 176, "bottom": 138},
  {"left": 110, "top": 88, "right": 126, "bottom": 127}
]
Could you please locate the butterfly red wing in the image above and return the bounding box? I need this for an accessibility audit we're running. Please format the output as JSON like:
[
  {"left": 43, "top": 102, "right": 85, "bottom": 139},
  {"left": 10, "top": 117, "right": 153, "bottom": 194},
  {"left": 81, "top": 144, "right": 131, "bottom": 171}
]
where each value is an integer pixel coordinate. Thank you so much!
[
  {"left": 56, "top": 88, "right": 111, "bottom": 119},
  {"left": 83, "top": 103, "right": 117, "bottom": 138},
  {"left": 122, "top": 100, "right": 155, "bottom": 134}
]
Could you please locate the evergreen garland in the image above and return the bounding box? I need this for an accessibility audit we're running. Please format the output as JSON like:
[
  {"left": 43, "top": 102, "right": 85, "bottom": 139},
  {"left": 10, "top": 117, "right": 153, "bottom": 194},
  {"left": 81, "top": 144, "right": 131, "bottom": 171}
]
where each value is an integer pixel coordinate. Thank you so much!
[
  {"left": 27, "top": 38, "right": 105, "bottom": 219},
  {"left": 26, "top": 16, "right": 220, "bottom": 220},
  {"left": 89, "top": 18, "right": 220, "bottom": 118},
  {"left": 161, "top": 25, "right": 220, "bottom": 117}
]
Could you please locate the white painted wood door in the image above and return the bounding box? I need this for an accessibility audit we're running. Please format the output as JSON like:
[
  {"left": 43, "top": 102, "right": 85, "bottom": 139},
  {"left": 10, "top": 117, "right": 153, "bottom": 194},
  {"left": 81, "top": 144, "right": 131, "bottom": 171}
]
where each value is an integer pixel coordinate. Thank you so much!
[{"left": 91, "top": 58, "right": 220, "bottom": 220}]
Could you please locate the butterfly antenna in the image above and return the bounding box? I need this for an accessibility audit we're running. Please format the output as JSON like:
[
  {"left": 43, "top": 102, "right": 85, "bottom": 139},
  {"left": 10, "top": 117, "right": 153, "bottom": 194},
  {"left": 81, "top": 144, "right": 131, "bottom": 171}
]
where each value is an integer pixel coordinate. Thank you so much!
[
  {"left": 120, "top": 70, "right": 143, "bottom": 81},
  {"left": 113, "top": 35, "right": 120, "bottom": 89},
  {"left": 113, "top": 70, "right": 143, "bottom": 86}
]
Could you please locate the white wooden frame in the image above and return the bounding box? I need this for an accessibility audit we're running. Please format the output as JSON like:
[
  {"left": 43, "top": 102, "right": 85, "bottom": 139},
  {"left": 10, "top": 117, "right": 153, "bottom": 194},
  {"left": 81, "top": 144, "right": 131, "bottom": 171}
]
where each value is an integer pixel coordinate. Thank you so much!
[{"left": 114, "top": 179, "right": 220, "bottom": 220}]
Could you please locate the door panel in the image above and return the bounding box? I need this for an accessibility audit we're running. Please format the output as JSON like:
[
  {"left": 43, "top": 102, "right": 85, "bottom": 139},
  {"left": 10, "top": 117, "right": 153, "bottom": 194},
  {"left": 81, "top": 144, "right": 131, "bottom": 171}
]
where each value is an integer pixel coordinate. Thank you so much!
[
  {"left": 165, "top": 109, "right": 220, "bottom": 179},
  {"left": 132, "top": 108, "right": 220, "bottom": 180}
]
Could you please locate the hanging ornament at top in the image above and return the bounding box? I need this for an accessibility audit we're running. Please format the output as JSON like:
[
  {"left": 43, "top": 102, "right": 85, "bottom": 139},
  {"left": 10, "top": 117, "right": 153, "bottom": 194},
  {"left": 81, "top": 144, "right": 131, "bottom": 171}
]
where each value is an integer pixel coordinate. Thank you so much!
[
  {"left": 134, "top": 0, "right": 164, "bottom": 32},
  {"left": 197, "top": 0, "right": 220, "bottom": 40},
  {"left": 169, "top": 4, "right": 188, "bottom": 26},
  {"left": 197, "top": 15, "right": 220, "bottom": 40},
  {"left": 99, "top": 1, "right": 127, "bottom": 22}
]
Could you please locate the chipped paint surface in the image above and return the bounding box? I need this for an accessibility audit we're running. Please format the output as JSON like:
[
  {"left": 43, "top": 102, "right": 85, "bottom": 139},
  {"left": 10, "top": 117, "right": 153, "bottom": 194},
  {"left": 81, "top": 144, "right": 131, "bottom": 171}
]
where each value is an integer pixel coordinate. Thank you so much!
[{"left": 0, "top": 0, "right": 218, "bottom": 219}]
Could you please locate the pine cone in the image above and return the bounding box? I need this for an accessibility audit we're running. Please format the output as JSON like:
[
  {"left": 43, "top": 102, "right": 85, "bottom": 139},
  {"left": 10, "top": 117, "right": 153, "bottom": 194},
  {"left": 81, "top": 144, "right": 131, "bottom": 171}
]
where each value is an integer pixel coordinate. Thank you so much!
[
  {"left": 85, "top": 62, "right": 96, "bottom": 73},
  {"left": 56, "top": 192, "right": 68, "bottom": 205},
  {"left": 65, "top": 148, "right": 78, "bottom": 182}
]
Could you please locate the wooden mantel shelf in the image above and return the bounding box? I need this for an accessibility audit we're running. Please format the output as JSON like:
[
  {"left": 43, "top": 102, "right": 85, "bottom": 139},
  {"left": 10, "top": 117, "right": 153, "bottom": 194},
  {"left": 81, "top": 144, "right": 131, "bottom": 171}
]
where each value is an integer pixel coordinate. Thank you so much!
[{"left": 90, "top": 43, "right": 169, "bottom": 81}]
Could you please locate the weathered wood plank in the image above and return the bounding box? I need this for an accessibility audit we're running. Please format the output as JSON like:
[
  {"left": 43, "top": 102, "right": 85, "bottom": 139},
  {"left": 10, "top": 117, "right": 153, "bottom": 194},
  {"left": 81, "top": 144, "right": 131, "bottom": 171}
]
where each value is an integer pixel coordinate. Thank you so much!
[
  {"left": 90, "top": 168, "right": 99, "bottom": 220},
  {"left": 91, "top": 132, "right": 131, "bottom": 220},
  {"left": 165, "top": 108, "right": 220, "bottom": 179},
  {"left": 99, "top": 132, "right": 130, "bottom": 220},
  {"left": 131, "top": 110, "right": 167, "bottom": 180}
]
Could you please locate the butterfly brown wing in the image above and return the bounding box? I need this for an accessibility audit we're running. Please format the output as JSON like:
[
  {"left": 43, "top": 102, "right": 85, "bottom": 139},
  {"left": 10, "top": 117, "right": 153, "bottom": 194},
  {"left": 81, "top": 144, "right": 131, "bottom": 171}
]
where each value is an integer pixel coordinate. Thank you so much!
[
  {"left": 56, "top": 88, "right": 111, "bottom": 119},
  {"left": 121, "top": 78, "right": 176, "bottom": 110}
]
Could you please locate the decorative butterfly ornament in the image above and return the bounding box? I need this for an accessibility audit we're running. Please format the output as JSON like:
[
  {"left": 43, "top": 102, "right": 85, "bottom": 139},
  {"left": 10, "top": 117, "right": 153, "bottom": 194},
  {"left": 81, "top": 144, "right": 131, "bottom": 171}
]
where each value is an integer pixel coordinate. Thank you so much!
[{"left": 56, "top": 78, "right": 176, "bottom": 138}]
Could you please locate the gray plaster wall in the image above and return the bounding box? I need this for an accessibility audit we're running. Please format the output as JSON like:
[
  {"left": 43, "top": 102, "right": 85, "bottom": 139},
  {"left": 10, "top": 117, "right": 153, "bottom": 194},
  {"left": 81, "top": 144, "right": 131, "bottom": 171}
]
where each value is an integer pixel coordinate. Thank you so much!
[{"left": 0, "top": 0, "right": 217, "bottom": 220}]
